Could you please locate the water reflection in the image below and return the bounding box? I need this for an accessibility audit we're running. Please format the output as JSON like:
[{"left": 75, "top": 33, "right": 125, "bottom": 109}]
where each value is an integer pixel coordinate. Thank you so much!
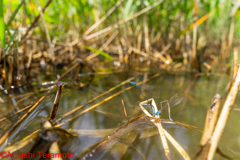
[{"left": 1, "top": 71, "right": 240, "bottom": 159}]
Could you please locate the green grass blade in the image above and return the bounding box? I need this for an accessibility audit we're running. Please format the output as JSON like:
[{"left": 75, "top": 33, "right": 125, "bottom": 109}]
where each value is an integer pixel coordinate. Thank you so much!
[
  {"left": 0, "top": 0, "right": 5, "bottom": 47},
  {"left": 5, "top": 29, "right": 17, "bottom": 54},
  {"left": 83, "top": 45, "right": 113, "bottom": 60},
  {"left": 124, "top": 0, "right": 134, "bottom": 19},
  {"left": 7, "top": 0, "right": 25, "bottom": 26},
  {"left": 18, "top": 25, "right": 22, "bottom": 47}
]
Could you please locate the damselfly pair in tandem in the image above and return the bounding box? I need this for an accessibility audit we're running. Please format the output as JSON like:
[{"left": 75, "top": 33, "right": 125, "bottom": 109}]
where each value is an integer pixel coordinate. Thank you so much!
[{"left": 129, "top": 81, "right": 184, "bottom": 121}]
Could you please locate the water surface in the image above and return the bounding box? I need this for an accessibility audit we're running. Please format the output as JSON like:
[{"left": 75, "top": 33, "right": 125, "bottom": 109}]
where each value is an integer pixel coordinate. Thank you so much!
[{"left": 1, "top": 70, "right": 240, "bottom": 160}]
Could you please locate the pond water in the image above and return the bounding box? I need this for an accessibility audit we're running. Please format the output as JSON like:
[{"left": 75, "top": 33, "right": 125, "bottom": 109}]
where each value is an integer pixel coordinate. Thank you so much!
[{"left": 1, "top": 70, "right": 240, "bottom": 160}]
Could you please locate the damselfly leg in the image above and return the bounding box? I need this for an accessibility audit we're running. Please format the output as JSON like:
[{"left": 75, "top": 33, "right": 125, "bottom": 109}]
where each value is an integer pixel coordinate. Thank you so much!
[{"left": 155, "top": 94, "right": 184, "bottom": 121}]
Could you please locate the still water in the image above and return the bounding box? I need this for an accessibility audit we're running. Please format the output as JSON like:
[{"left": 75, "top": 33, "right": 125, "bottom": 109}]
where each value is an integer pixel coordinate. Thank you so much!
[{"left": 1, "top": 70, "right": 240, "bottom": 159}]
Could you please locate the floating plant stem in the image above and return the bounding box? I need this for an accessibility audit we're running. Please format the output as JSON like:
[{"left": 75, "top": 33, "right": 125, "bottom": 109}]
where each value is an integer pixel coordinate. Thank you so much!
[
  {"left": 208, "top": 66, "right": 240, "bottom": 160},
  {"left": 49, "top": 83, "right": 65, "bottom": 120}
]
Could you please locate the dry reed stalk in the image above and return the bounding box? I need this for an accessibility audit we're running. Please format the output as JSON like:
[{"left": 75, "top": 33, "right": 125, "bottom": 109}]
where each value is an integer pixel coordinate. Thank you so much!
[
  {"left": 49, "top": 84, "right": 65, "bottom": 120},
  {"left": 142, "top": 72, "right": 148, "bottom": 87},
  {"left": 175, "top": 38, "right": 181, "bottom": 51},
  {"left": 137, "top": 30, "right": 142, "bottom": 51},
  {"left": 68, "top": 128, "right": 118, "bottom": 138},
  {"left": 120, "top": 37, "right": 127, "bottom": 46},
  {"left": 7, "top": 56, "right": 13, "bottom": 86},
  {"left": 164, "top": 128, "right": 190, "bottom": 160},
  {"left": 139, "top": 99, "right": 171, "bottom": 159},
  {"left": 225, "top": 48, "right": 238, "bottom": 91},
  {"left": 158, "top": 44, "right": 171, "bottom": 55},
  {"left": 85, "top": 30, "right": 119, "bottom": 61},
  {"left": 126, "top": 21, "right": 133, "bottom": 35},
  {"left": 153, "top": 121, "right": 171, "bottom": 160},
  {"left": 173, "top": 63, "right": 183, "bottom": 69},
  {"left": 118, "top": 44, "right": 123, "bottom": 62},
  {"left": 197, "top": 36, "right": 205, "bottom": 51},
  {"left": 220, "top": 32, "right": 227, "bottom": 62},
  {"left": 135, "top": 25, "right": 141, "bottom": 35},
  {"left": 55, "top": 63, "right": 80, "bottom": 82},
  {"left": 120, "top": 3, "right": 128, "bottom": 46},
  {"left": 228, "top": 17, "right": 235, "bottom": 49},
  {"left": 21, "top": 0, "right": 53, "bottom": 43},
  {"left": 83, "top": 0, "right": 124, "bottom": 37},
  {"left": 0, "top": 85, "right": 56, "bottom": 147},
  {"left": 84, "top": 0, "right": 163, "bottom": 40},
  {"left": 143, "top": 14, "right": 150, "bottom": 60},
  {"left": 4, "top": 0, "right": 12, "bottom": 22},
  {"left": 35, "top": 0, "right": 54, "bottom": 62},
  {"left": 192, "top": 0, "right": 199, "bottom": 72},
  {"left": 182, "top": 51, "right": 188, "bottom": 65},
  {"left": 165, "top": 54, "right": 173, "bottom": 64},
  {"left": 153, "top": 44, "right": 172, "bottom": 64},
  {"left": 0, "top": 104, "right": 33, "bottom": 123},
  {"left": 129, "top": 46, "right": 148, "bottom": 57},
  {"left": 202, "top": 94, "right": 222, "bottom": 141},
  {"left": 74, "top": 64, "right": 81, "bottom": 81},
  {"left": 121, "top": 100, "right": 128, "bottom": 121},
  {"left": 78, "top": 115, "right": 148, "bottom": 160},
  {"left": 195, "top": 94, "right": 221, "bottom": 159},
  {"left": 150, "top": 27, "right": 155, "bottom": 44},
  {"left": 140, "top": 119, "right": 201, "bottom": 139},
  {"left": 203, "top": 62, "right": 212, "bottom": 74},
  {"left": 233, "top": 48, "right": 238, "bottom": 78},
  {"left": 208, "top": 66, "right": 240, "bottom": 160},
  {"left": 26, "top": 51, "right": 33, "bottom": 69},
  {"left": 139, "top": 98, "right": 157, "bottom": 118}
]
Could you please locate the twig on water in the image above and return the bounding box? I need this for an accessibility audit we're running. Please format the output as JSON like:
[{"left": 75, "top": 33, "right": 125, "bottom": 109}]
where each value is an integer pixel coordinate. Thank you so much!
[
  {"left": 121, "top": 100, "right": 128, "bottom": 121},
  {"left": 163, "top": 127, "right": 190, "bottom": 160},
  {"left": 49, "top": 84, "right": 65, "bottom": 120}
]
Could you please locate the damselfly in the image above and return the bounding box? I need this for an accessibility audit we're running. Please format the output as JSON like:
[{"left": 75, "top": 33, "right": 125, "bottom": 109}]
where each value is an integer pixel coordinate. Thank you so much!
[
  {"left": 129, "top": 81, "right": 155, "bottom": 111},
  {"left": 129, "top": 81, "right": 184, "bottom": 121}
]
